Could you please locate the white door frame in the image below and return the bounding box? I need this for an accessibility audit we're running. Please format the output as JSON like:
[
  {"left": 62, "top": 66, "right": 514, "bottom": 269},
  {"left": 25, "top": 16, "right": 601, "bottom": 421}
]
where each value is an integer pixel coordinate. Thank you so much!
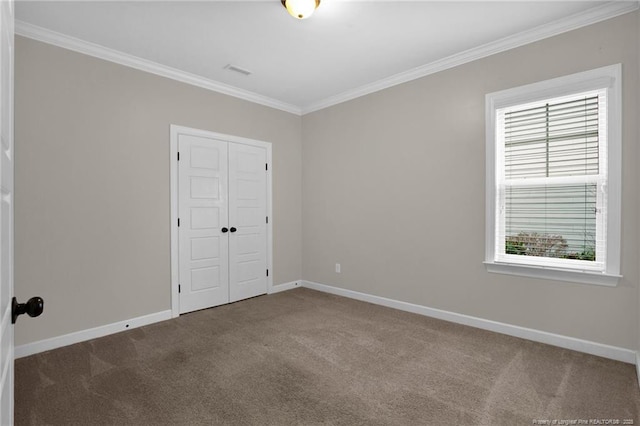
[
  {"left": 170, "top": 125, "right": 273, "bottom": 318},
  {"left": 0, "top": 0, "right": 13, "bottom": 422}
]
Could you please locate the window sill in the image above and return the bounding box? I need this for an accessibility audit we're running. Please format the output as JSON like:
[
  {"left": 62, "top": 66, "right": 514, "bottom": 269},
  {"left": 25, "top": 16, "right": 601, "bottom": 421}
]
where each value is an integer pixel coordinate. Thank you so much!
[{"left": 483, "top": 261, "right": 621, "bottom": 287}]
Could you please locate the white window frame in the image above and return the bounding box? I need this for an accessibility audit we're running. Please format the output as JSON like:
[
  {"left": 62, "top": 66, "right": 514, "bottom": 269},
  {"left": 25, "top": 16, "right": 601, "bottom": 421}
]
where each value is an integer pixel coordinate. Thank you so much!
[{"left": 484, "top": 64, "right": 622, "bottom": 286}]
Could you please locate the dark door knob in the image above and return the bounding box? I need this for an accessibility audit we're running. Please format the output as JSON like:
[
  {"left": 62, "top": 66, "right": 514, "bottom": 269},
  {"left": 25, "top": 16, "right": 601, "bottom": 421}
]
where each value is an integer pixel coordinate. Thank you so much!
[
  {"left": 221, "top": 227, "right": 228, "bottom": 233},
  {"left": 230, "top": 227, "right": 237, "bottom": 233},
  {"left": 12, "top": 296, "right": 44, "bottom": 324}
]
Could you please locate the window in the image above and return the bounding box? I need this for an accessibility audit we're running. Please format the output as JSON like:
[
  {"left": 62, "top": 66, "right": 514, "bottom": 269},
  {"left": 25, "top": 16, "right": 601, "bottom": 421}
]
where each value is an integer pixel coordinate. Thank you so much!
[{"left": 485, "top": 65, "right": 621, "bottom": 286}]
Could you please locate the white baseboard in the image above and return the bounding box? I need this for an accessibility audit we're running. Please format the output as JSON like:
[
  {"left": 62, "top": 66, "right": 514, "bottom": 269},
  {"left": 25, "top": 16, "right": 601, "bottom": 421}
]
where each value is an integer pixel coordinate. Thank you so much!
[
  {"left": 268, "top": 280, "right": 301, "bottom": 294},
  {"left": 15, "top": 280, "right": 303, "bottom": 359},
  {"left": 14, "top": 310, "right": 172, "bottom": 359},
  {"left": 15, "top": 282, "right": 636, "bottom": 366},
  {"left": 302, "top": 280, "right": 636, "bottom": 364}
]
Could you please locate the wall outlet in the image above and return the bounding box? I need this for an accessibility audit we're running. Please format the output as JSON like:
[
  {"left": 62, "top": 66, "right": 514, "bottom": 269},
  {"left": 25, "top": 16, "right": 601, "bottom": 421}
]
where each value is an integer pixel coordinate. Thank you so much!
[{"left": 335, "top": 263, "right": 341, "bottom": 273}]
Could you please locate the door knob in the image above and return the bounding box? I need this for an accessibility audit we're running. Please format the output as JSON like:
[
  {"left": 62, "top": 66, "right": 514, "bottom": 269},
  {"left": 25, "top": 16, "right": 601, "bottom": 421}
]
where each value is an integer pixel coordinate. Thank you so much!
[
  {"left": 221, "top": 227, "right": 228, "bottom": 233},
  {"left": 230, "top": 227, "right": 237, "bottom": 233},
  {"left": 12, "top": 296, "right": 44, "bottom": 324}
]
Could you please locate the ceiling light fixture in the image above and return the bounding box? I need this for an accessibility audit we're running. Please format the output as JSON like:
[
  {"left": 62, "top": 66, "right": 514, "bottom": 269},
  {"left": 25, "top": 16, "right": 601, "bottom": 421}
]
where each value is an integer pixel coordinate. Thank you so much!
[{"left": 281, "top": 0, "right": 320, "bottom": 20}]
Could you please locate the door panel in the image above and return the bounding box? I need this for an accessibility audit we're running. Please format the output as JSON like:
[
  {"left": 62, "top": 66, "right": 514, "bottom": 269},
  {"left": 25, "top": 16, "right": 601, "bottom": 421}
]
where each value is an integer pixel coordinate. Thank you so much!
[
  {"left": 0, "top": 0, "right": 13, "bottom": 423},
  {"left": 228, "top": 144, "right": 267, "bottom": 303},
  {"left": 178, "top": 135, "right": 229, "bottom": 314}
]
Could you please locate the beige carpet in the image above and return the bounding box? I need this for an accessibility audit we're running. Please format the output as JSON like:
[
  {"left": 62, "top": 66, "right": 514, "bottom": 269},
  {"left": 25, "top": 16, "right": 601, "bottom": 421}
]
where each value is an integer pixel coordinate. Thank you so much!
[{"left": 15, "top": 288, "right": 640, "bottom": 425}]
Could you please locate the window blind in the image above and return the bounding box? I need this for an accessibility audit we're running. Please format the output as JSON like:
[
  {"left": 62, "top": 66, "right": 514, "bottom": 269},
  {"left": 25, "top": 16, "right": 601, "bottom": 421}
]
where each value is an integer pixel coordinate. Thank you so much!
[
  {"left": 504, "top": 96, "right": 600, "bottom": 179},
  {"left": 496, "top": 89, "right": 607, "bottom": 271}
]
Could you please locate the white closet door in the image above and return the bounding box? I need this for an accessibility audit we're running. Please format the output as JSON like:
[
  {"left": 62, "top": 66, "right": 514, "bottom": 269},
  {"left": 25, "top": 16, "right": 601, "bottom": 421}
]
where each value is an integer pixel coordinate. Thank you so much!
[
  {"left": 228, "top": 143, "right": 268, "bottom": 303},
  {"left": 178, "top": 135, "right": 229, "bottom": 314}
]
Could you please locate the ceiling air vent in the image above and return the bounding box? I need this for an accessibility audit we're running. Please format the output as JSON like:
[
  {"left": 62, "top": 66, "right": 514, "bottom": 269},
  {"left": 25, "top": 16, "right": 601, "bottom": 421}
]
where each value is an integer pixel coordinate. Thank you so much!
[{"left": 224, "top": 64, "right": 252, "bottom": 76}]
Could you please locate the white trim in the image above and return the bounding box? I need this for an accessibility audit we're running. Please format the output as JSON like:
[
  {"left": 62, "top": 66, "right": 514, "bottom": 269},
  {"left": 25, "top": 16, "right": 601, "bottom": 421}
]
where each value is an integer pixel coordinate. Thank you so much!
[
  {"left": 268, "top": 280, "right": 301, "bottom": 294},
  {"left": 301, "top": 2, "right": 637, "bottom": 114},
  {"left": 14, "top": 3, "right": 638, "bottom": 116},
  {"left": 606, "top": 64, "right": 623, "bottom": 277},
  {"left": 14, "top": 21, "right": 301, "bottom": 116},
  {"left": 301, "top": 280, "right": 635, "bottom": 364},
  {"left": 12, "top": 281, "right": 635, "bottom": 366},
  {"left": 170, "top": 125, "right": 273, "bottom": 318},
  {"left": 14, "top": 310, "right": 172, "bottom": 359},
  {"left": 485, "top": 64, "right": 622, "bottom": 285},
  {"left": 170, "top": 127, "right": 180, "bottom": 318},
  {"left": 265, "top": 147, "right": 274, "bottom": 296},
  {"left": 14, "top": 278, "right": 294, "bottom": 358},
  {"left": 484, "top": 261, "right": 621, "bottom": 287}
]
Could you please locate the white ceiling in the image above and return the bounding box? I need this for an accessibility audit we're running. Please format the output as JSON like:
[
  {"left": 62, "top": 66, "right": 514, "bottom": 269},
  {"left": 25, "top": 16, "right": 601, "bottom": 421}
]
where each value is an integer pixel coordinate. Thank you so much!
[{"left": 15, "top": 1, "right": 635, "bottom": 114}]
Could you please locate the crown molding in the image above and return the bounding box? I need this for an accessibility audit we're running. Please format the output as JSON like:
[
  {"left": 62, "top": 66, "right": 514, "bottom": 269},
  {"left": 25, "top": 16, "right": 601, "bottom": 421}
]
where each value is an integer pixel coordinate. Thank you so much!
[
  {"left": 15, "top": 1, "right": 639, "bottom": 117},
  {"left": 14, "top": 20, "right": 302, "bottom": 116},
  {"left": 301, "top": 1, "right": 639, "bottom": 114}
]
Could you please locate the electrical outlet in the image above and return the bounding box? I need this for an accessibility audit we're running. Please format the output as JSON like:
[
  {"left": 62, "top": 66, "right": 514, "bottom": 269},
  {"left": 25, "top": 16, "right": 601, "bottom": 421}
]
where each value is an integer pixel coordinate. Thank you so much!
[{"left": 335, "top": 263, "right": 341, "bottom": 273}]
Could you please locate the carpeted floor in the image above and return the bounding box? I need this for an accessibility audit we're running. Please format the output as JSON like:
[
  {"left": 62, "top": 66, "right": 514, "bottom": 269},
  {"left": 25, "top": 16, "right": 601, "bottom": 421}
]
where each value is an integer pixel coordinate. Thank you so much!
[{"left": 15, "top": 288, "right": 640, "bottom": 425}]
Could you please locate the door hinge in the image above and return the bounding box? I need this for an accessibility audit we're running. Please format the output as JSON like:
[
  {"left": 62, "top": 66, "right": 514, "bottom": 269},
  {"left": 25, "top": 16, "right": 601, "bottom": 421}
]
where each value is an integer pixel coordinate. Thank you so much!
[
  {"left": 266, "top": 269, "right": 269, "bottom": 277},
  {"left": 266, "top": 216, "right": 268, "bottom": 224},
  {"left": 177, "top": 152, "right": 180, "bottom": 161},
  {"left": 178, "top": 284, "right": 181, "bottom": 293},
  {"left": 178, "top": 218, "right": 180, "bottom": 227},
  {"left": 265, "top": 163, "right": 268, "bottom": 171}
]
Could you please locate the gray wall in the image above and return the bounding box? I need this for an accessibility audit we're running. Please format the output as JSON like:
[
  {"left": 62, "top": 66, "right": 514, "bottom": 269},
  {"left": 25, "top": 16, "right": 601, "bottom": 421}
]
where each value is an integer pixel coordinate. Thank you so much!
[
  {"left": 302, "top": 12, "right": 639, "bottom": 350},
  {"left": 15, "top": 37, "right": 302, "bottom": 346},
  {"left": 15, "top": 12, "right": 640, "bottom": 352}
]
